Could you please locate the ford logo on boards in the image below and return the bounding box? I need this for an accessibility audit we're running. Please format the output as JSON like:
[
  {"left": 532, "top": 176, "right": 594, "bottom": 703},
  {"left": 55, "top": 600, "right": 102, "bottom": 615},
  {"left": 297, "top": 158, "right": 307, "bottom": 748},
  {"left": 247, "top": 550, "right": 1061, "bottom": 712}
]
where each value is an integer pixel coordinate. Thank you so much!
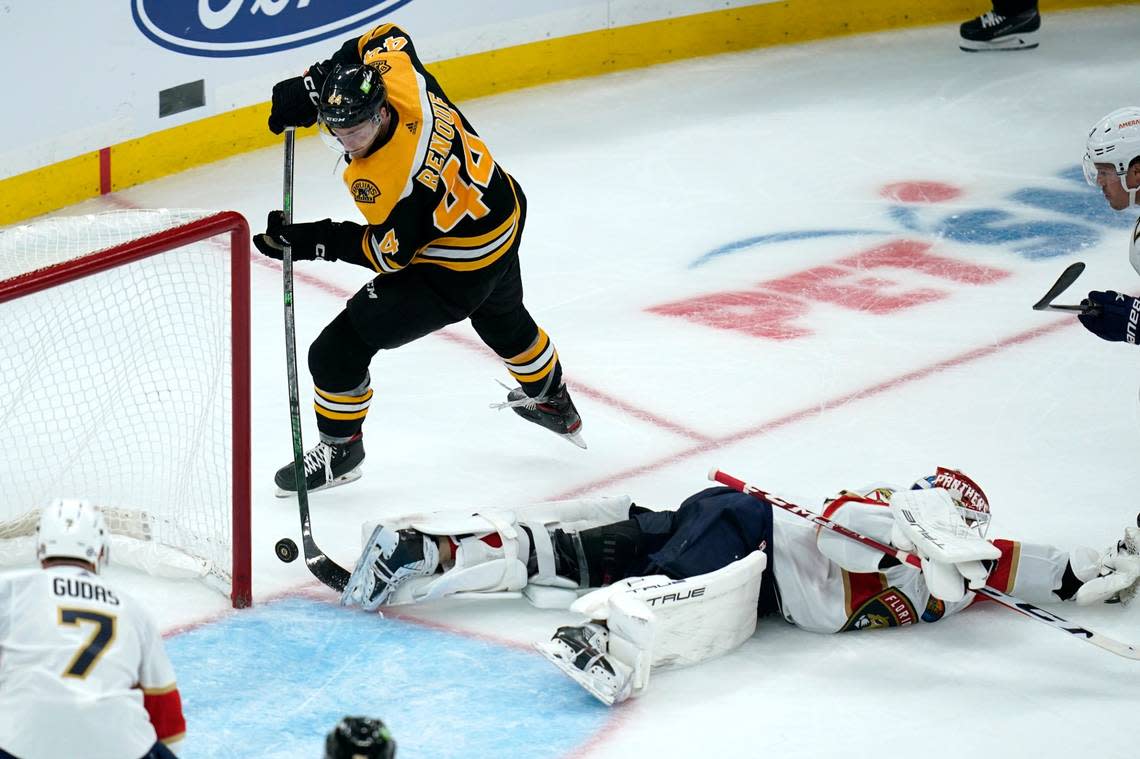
[{"left": 132, "top": 0, "right": 417, "bottom": 58}]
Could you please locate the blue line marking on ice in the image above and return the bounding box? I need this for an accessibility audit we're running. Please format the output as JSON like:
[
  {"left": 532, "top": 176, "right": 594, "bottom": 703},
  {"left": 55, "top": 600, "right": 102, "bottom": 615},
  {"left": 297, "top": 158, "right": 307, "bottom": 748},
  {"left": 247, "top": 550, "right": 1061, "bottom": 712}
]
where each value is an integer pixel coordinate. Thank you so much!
[
  {"left": 166, "top": 596, "right": 609, "bottom": 758},
  {"left": 690, "top": 229, "right": 889, "bottom": 268}
]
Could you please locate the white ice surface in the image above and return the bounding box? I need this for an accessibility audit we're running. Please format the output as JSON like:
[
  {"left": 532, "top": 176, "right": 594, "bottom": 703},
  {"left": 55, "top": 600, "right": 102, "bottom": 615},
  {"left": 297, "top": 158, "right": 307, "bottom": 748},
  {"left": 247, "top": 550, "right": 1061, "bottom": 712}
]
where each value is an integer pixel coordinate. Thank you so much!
[{"left": 13, "top": 7, "right": 1140, "bottom": 757}]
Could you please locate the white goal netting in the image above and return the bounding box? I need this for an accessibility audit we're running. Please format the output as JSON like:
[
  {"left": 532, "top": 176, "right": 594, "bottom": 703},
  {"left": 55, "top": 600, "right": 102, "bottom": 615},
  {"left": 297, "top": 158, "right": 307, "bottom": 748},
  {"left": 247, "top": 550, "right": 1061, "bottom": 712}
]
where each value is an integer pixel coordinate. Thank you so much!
[{"left": 0, "top": 209, "right": 250, "bottom": 605}]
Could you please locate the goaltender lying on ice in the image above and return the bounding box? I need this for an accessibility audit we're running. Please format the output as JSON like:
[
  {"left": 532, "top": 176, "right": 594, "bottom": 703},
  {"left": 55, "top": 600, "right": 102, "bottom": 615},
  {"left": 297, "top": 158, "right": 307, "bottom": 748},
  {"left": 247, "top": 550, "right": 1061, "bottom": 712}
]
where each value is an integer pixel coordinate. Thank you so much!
[{"left": 337, "top": 468, "right": 1140, "bottom": 705}]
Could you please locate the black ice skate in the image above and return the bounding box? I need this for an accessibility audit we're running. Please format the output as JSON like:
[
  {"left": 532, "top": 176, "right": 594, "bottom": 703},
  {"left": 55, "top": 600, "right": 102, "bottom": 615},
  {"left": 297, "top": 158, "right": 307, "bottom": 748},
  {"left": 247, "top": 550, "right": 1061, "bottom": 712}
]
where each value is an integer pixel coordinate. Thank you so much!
[
  {"left": 959, "top": 9, "right": 1040, "bottom": 52},
  {"left": 493, "top": 383, "right": 586, "bottom": 449},
  {"left": 535, "top": 622, "right": 632, "bottom": 705},
  {"left": 274, "top": 436, "right": 365, "bottom": 497}
]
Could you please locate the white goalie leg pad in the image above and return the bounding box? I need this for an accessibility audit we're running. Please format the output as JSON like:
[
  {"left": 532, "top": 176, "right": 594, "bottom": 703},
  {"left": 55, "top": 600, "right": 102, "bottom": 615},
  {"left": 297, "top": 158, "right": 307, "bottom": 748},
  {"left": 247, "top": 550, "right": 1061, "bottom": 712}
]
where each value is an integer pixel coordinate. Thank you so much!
[
  {"left": 571, "top": 549, "right": 767, "bottom": 699},
  {"left": 364, "top": 496, "right": 634, "bottom": 606}
]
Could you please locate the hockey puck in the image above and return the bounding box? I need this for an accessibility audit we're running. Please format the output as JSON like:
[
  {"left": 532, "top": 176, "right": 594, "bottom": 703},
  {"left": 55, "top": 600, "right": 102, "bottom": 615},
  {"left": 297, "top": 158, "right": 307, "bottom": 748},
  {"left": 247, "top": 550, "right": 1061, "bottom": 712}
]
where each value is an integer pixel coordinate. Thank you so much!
[{"left": 275, "top": 538, "right": 299, "bottom": 563}]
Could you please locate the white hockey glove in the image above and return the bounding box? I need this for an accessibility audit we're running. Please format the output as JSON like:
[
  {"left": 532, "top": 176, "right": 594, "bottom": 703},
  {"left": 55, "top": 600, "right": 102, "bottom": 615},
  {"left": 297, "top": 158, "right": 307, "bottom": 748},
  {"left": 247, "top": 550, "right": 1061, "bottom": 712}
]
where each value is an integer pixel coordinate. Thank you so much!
[
  {"left": 889, "top": 488, "right": 1000, "bottom": 603},
  {"left": 1075, "top": 526, "right": 1140, "bottom": 606}
]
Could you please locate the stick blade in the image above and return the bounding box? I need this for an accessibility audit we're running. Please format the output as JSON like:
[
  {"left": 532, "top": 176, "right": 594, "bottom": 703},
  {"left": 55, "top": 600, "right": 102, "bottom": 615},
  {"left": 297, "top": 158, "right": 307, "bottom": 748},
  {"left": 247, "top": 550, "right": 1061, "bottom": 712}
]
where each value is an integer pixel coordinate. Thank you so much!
[
  {"left": 305, "top": 548, "right": 351, "bottom": 592},
  {"left": 1032, "top": 262, "right": 1085, "bottom": 311}
]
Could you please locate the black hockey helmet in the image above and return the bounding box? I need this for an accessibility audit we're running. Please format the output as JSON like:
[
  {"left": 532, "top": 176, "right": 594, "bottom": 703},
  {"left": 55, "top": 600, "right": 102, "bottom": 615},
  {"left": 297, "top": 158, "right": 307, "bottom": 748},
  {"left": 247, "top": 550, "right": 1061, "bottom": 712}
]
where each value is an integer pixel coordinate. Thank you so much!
[
  {"left": 324, "top": 716, "right": 396, "bottom": 759},
  {"left": 318, "top": 63, "right": 387, "bottom": 130}
]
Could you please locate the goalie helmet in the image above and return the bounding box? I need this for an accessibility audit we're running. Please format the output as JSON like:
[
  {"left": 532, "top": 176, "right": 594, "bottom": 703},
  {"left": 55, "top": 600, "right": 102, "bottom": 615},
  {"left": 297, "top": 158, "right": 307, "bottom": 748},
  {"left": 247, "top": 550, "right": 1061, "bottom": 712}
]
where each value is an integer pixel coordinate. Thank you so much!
[
  {"left": 1083, "top": 107, "right": 1140, "bottom": 202},
  {"left": 36, "top": 498, "right": 110, "bottom": 571},
  {"left": 325, "top": 716, "right": 395, "bottom": 759},
  {"left": 911, "top": 467, "right": 991, "bottom": 538}
]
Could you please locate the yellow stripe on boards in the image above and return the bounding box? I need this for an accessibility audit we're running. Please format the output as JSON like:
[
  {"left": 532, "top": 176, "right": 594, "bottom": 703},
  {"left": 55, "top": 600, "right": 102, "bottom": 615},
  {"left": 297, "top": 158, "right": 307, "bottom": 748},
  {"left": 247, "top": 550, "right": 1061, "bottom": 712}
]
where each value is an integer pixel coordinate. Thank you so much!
[{"left": 1, "top": 0, "right": 1135, "bottom": 226}]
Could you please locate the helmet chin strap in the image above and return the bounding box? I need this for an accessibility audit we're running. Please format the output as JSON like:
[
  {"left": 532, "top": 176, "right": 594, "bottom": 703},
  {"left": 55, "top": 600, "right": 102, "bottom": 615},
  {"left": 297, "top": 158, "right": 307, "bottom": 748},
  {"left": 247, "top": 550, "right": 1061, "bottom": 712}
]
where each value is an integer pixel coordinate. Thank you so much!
[{"left": 1117, "top": 175, "right": 1140, "bottom": 207}]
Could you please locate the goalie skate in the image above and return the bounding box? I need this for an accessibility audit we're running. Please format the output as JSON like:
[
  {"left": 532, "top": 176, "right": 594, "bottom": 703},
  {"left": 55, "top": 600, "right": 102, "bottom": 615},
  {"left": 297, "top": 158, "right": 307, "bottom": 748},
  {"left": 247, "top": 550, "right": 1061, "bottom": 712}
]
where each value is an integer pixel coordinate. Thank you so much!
[
  {"left": 535, "top": 622, "right": 631, "bottom": 706},
  {"left": 493, "top": 383, "right": 586, "bottom": 449},
  {"left": 274, "top": 437, "right": 365, "bottom": 497},
  {"left": 341, "top": 525, "right": 440, "bottom": 611}
]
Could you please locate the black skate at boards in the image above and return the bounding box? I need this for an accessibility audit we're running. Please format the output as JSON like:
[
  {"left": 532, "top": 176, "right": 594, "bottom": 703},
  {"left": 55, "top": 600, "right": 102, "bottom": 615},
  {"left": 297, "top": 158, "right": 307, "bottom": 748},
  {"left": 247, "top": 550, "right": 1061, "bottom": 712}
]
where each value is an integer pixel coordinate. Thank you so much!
[
  {"left": 274, "top": 436, "right": 365, "bottom": 497},
  {"left": 494, "top": 383, "right": 586, "bottom": 449},
  {"left": 959, "top": 9, "right": 1040, "bottom": 52}
]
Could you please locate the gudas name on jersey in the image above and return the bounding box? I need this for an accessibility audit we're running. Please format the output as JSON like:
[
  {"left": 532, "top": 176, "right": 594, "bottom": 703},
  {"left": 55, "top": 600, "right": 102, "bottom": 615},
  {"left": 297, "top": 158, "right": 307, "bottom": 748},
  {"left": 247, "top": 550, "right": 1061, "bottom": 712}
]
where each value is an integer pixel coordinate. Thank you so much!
[{"left": 53, "top": 576, "right": 120, "bottom": 606}]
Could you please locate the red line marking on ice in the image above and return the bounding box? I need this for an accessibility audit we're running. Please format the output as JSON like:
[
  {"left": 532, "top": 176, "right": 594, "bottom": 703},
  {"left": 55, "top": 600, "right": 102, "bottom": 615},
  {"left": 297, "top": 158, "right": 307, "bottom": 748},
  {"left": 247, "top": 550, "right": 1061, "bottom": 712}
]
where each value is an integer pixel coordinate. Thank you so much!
[
  {"left": 560, "top": 701, "right": 636, "bottom": 759},
  {"left": 253, "top": 260, "right": 712, "bottom": 443},
  {"left": 549, "top": 318, "right": 1074, "bottom": 500},
  {"left": 433, "top": 330, "right": 713, "bottom": 443}
]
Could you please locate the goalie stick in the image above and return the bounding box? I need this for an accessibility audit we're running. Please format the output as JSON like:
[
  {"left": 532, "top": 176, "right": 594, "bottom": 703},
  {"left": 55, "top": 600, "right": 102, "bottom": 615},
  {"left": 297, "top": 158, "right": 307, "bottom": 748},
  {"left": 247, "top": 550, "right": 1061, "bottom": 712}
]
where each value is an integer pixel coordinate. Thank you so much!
[
  {"left": 1031, "top": 261, "right": 1099, "bottom": 314},
  {"left": 708, "top": 468, "right": 1140, "bottom": 661},
  {"left": 281, "top": 128, "right": 350, "bottom": 593}
]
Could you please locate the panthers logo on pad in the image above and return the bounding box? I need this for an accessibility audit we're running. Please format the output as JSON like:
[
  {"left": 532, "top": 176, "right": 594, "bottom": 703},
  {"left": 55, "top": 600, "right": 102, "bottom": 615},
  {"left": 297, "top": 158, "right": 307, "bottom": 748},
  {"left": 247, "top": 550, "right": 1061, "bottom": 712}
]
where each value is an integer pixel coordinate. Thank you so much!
[
  {"left": 842, "top": 588, "right": 917, "bottom": 631},
  {"left": 352, "top": 179, "right": 381, "bottom": 203}
]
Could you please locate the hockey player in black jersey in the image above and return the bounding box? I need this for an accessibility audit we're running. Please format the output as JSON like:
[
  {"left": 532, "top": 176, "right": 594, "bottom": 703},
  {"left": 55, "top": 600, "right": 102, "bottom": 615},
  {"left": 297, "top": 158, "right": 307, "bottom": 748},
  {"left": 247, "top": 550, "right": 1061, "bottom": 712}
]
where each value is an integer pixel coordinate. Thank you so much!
[{"left": 256, "top": 24, "right": 585, "bottom": 495}]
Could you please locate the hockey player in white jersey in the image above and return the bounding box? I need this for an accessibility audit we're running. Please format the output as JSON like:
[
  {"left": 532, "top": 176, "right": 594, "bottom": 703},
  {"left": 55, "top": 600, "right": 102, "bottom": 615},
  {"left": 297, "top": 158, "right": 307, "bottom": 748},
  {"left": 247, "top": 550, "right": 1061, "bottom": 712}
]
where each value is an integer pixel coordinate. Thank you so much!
[
  {"left": 338, "top": 468, "right": 1139, "bottom": 705},
  {"left": 1077, "top": 107, "right": 1140, "bottom": 345},
  {"left": 0, "top": 499, "right": 186, "bottom": 759}
]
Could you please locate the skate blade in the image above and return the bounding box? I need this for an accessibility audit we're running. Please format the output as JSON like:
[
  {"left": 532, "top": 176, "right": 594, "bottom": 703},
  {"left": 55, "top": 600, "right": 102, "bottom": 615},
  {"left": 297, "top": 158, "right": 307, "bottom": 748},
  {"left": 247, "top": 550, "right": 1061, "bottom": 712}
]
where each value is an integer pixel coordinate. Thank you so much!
[
  {"left": 959, "top": 31, "right": 1039, "bottom": 52},
  {"left": 534, "top": 642, "right": 618, "bottom": 706},
  {"left": 563, "top": 429, "right": 588, "bottom": 450},
  {"left": 274, "top": 470, "right": 363, "bottom": 498}
]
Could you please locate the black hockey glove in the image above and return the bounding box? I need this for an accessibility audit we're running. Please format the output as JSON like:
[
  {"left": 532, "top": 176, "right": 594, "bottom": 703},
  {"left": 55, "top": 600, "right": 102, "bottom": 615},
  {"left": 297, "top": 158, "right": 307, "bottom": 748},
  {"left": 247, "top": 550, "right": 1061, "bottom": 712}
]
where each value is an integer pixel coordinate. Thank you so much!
[
  {"left": 267, "top": 61, "right": 330, "bottom": 135},
  {"left": 1077, "top": 290, "right": 1140, "bottom": 344},
  {"left": 253, "top": 211, "right": 362, "bottom": 262}
]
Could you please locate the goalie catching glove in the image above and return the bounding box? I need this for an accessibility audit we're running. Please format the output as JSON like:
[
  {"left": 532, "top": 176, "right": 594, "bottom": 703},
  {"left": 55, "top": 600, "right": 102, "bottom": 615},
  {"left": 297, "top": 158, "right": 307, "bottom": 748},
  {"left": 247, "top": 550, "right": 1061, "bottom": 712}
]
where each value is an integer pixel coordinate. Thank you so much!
[
  {"left": 253, "top": 211, "right": 363, "bottom": 262},
  {"left": 889, "top": 485, "right": 999, "bottom": 603},
  {"left": 1075, "top": 526, "right": 1140, "bottom": 606}
]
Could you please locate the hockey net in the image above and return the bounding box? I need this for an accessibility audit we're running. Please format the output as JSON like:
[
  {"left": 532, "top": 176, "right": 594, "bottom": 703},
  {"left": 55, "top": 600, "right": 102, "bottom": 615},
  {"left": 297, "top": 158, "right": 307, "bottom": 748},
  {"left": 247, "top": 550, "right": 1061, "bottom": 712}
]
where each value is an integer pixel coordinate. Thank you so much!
[{"left": 0, "top": 209, "right": 252, "bottom": 607}]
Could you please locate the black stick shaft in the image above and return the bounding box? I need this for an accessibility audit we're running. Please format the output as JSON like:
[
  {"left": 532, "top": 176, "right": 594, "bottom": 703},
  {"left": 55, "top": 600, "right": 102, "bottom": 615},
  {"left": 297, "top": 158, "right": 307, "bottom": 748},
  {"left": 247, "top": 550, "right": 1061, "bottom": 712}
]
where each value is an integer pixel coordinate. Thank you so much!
[{"left": 280, "top": 128, "right": 350, "bottom": 591}]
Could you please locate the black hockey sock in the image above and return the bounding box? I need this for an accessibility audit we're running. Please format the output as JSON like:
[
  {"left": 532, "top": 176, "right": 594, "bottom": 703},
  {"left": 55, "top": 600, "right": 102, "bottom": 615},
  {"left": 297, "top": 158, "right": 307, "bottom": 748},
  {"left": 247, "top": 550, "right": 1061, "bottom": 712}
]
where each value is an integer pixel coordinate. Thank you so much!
[
  {"left": 554, "top": 520, "right": 649, "bottom": 587},
  {"left": 522, "top": 525, "right": 589, "bottom": 586},
  {"left": 1055, "top": 561, "right": 1084, "bottom": 601}
]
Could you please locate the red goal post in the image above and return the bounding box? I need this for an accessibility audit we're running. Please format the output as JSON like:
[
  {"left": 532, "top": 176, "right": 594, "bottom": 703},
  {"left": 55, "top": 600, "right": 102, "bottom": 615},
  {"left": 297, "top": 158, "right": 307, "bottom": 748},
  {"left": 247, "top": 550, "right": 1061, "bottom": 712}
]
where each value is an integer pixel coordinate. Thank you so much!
[{"left": 0, "top": 210, "right": 252, "bottom": 608}]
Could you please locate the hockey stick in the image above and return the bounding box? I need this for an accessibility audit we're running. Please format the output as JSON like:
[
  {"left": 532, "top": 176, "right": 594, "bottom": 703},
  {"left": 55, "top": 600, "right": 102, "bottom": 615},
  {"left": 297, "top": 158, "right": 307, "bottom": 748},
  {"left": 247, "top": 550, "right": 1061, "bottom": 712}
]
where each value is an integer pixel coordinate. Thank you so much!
[
  {"left": 1032, "top": 261, "right": 1099, "bottom": 314},
  {"left": 281, "top": 127, "right": 351, "bottom": 593},
  {"left": 708, "top": 468, "right": 1140, "bottom": 660}
]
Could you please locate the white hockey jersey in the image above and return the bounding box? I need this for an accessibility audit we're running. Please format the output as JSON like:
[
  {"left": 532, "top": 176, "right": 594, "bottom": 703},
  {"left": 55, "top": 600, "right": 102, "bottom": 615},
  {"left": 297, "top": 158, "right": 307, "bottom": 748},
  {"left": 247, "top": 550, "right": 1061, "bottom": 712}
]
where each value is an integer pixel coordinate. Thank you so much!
[
  {"left": 0, "top": 564, "right": 185, "bottom": 759},
  {"left": 770, "top": 488, "right": 1074, "bottom": 634}
]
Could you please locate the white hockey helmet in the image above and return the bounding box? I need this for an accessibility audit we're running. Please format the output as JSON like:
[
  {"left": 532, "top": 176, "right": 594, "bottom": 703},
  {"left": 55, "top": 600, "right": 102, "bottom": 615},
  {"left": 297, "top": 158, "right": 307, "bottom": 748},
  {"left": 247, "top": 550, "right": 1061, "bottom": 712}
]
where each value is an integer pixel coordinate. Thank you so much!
[
  {"left": 36, "top": 498, "right": 110, "bottom": 571},
  {"left": 1083, "top": 107, "right": 1140, "bottom": 203}
]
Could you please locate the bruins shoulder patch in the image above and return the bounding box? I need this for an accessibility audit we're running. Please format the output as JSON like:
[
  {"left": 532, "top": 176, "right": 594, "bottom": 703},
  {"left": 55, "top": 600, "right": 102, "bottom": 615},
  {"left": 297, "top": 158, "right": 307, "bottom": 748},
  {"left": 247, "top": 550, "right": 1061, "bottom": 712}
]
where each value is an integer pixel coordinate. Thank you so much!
[{"left": 351, "top": 179, "right": 381, "bottom": 204}]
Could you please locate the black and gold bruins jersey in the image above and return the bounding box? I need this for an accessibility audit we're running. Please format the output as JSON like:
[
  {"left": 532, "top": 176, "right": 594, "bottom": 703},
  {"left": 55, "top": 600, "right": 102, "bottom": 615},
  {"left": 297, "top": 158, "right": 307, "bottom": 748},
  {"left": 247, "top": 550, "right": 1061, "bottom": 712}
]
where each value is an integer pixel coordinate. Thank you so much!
[{"left": 337, "top": 24, "right": 521, "bottom": 274}]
